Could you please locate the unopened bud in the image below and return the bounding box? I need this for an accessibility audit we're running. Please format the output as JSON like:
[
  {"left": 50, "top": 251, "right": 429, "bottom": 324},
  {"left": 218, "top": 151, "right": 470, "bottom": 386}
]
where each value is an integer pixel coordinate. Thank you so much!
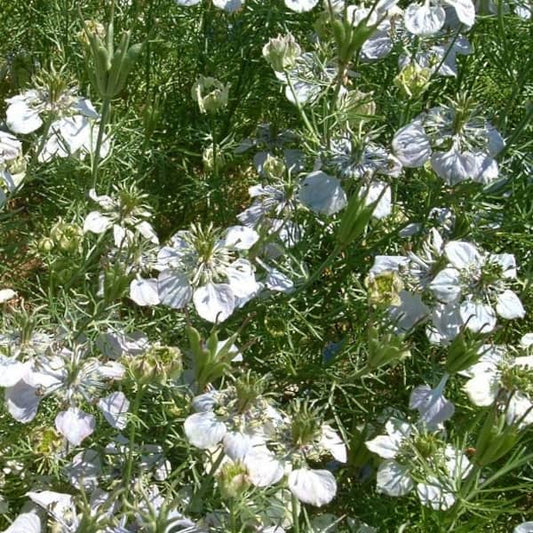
[
  {"left": 262, "top": 154, "right": 286, "bottom": 179},
  {"left": 474, "top": 409, "right": 520, "bottom": 466},
  {"left": 366, "top": 326, "right": 411, "bottom": 370},
  {"left": 445, "top": 331, "right": 483, "bottom": 375},
  {"left": 218, "top": 462, "right": 250, "bottom": 499},
  {"left": 394, "top": 63, "right": 432, "bottom": 99},
  {"left": 262, "top": 34, "right": 301, "bottom": 72},
  {"left": 128, "top": 344, "right": 182, "bottom": 385},
  {"left": 38, "top": 236, "right": 55, "bottom": 253},
  {"left": 192, "top": 75, "right": 230, "bottom": 114}
]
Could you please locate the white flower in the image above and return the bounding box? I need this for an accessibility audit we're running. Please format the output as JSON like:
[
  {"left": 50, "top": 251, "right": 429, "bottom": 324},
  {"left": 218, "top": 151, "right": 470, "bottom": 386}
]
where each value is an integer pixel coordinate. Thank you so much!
[
  {"left": 277, "top": 52, "right": 337, "bottom": 106},
  {"left": 330, "top": 136, "right": 402, "bottom": 180},
  {"left": 298, "top": 171, "right": 347, "bottom": 215},
  {"left": 366, "top": 420, "right": 471, "bottom": 507},
  {"left": 5, "top": 88, "right": 107, "bottom": 163},
  {"left": 287, "top": 468, "right": 337, "bottom": 507},
  {"left": 393, "top": 104, "right": 504, "bottom": 184},
  {"left": 404, "top": 0, "right": 475, "bottom": 36},
  {"left": 429, "top": 241, "right": 525, "bottom": 332},
  {"left": 6, "top": 343, "right": 125, "bottom": 444},
  {"left": 285, "top": 0, "right": 320, "bottom": 12},
  {"left": 152, "top": 224, "right": 260, "bottom": 322},
  {"left": 409, "top": 373, "right": 455, "bottom": 428},
  {"left": 83, "top": 186, "right": 159, "bottom": 248},
  {"left": 462, "top": 344, "right": 533, "bottom": 428}
]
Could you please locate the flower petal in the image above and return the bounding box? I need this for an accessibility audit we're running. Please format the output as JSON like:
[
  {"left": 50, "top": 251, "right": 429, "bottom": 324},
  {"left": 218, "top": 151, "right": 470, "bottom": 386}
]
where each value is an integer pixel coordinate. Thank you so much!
[
  {"left": 392, "top": 122, "right": 431, "bottom": 167},
  {"left": 184, "top": 411, "right": 227, "bottom": 449},
  {"left": 404, "top": 3, "right": 446, "bottom": 35},
  {"left": 288, "top": 468, "right": 337, "bottom": 507},
  {"left": 98, "top": 391, "right": 130, "bottom": 430},
  {"left": 193, "top": 283, "right": 235, "bottom": 323},
  {"left": 298, "top": 171, "right": 347, "bottom": 216},
  {"left": 130, "top": 278, "right": 161, "bottom": 307},
  {"left": 158, "top": 270, "right": 193, "bottom": 309},
  {"left": 55, "top": 407, "right": 96, "bottom": 446},
  {"left": 495, "top": 290, "right": 525, "bottom": 320},
  {"left": 376, "top": 460, "right": 414, "bottom": 496}
]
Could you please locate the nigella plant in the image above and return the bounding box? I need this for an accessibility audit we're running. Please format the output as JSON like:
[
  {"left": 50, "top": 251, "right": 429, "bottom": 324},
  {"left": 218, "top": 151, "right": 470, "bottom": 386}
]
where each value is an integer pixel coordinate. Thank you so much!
[
  {"left": 5, "top": 67, "right": 109, "bottom": 163},
  {"left": 429, "top": 240, "right": 525, "bottom": 332},
  {"left": 461, "top": 338, "right": 533, "bottom": 428},
  {"left": 2, "top": 333, "right": 127, "bottom": 445},
  {"left": 131, "top": 223, "right": 261, "bottom": 322},
  {"left": 393, "top": 95, "right": 505, "bottom": 185},
  {"left": 366, "top": 418, "right": 472, "bottom": 509}
]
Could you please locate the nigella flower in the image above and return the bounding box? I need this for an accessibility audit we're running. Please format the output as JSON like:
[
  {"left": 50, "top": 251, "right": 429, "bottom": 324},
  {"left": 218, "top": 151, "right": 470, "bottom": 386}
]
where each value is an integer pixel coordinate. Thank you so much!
[
  {"left": 366, "top": 418, "right": 471, "bottom": 509},
  {"left": 5, "top": 73, "right": 109, "bottom": 163},
  {"left": 392, "top": 97, "right": 505, "bottom": 185},
  {"left": 131, "top": 223, "right": 260, "bottom": 322},
  {"left": 6, "top": 344, "right": 126, "bottom": 445},
  {"left": 461, "top": 343, "right": 533, "bottom": 428},
  {"left": 276, "top": 52, "right": 337, "bottom": 106},
  {"left": 83, "top": 185, "right": 159, "bottom": 248},
  {"left": 429, "top": 241, "right": 525, "bottom": 332},
  {"left": 403, "top": 0, "right": 475, "bottom": 36},
  {"left": 271, "top": 403, "right": 347, "bottom": 507},
  {"left": 184, "top": 385, "right": 286, "bottom": 488},
  {"left": 330, "top": 135, "right": 402, "bottom": 180}
]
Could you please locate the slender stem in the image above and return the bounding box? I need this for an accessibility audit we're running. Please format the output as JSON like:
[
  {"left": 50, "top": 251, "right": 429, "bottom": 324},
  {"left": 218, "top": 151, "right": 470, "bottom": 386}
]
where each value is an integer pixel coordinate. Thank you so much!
[
  {"left": 92, "top": 98, "right": 111, "bottom": 187},
  {"left": 285, "top": 72, "right": 320, "bottom": 144},
  {"left": 291, "top": 493, "right": 300, "bottom": 533},
  {"left": 123, "top": 383, "right": 145, "bottom": 496}
]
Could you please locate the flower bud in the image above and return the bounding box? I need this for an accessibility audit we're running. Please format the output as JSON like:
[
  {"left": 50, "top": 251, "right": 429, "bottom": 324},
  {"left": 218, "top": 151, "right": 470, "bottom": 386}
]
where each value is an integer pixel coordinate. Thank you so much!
[
  {"left": 262, "top": 154, "right": 286, "bottom": 179},
  {"left": 474, "top": 409, "right": 520, "bottom": 466},
  {"left": 192, "top": 75, "right": 230, "bottom": 114},
  {"left": 51, "top": 221, "right": 83, "bottom": 253},
  {"left": 128, "top": 344, "right": 182, "bottom": 385},
  {"left": 262, "top": 34, "right": 301, "bottom": 72},
  {"left": 394, "top": 63, "right": 432, "bottom": 99},
  {"left": 445, "top": 330, "right": 483, "bottom": 375},
  {"left": 336, "top": 191, "right": 375, "bottom": 249},
  {"left": 78, "top": 20, "right": 105, "bottom": 46},
  {"left": 218, "top": 461, "right": 250, "bottom": 499},
  {"left": 366, "top": 326, "right": 411, "bottom": 370},
  {"left": 37, "top": 236, "right": 55, "bottom": 253}
]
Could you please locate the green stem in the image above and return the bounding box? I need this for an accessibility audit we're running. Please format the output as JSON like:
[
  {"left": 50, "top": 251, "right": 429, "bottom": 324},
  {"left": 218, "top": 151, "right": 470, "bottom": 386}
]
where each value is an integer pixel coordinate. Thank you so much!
[
  {"left": 291, "top": 493, "right": 300, "bottom": 533},
  {"left": 123, "top": 383, "right": 145, "bottom": 495},
  {"left": 285, "top": 72, "right": 320, "bottom": 144},
  {"left": 92, "top": 98, "right": 111, "bottom": 187}
]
